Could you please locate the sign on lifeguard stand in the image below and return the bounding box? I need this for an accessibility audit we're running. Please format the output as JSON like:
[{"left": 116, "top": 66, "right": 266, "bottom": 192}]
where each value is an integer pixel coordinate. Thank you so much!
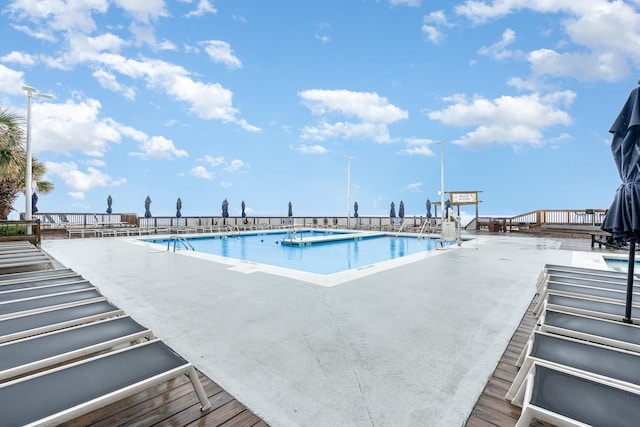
[{"left": 447, "top": 191, "right": 483, "bottom": 230}]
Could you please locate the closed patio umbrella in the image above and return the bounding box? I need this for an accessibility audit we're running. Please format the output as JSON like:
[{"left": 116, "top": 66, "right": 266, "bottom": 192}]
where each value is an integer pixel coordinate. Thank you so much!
[
  {"left": 288, "top": 201, "right": 293, "bottom": 217},
  {"left": 106, "top": 195, "right": 112, "bottom": 214},
  {"left": 176, "top": 197, "right": 182, "bottom": 218},
  {"left": 390, "top": 202, "right": 396, "bottom": 218},
  {"left": 144, "top": 196, "right": 152, "bottom": 218},
  {"left": 241, "top": 200, "right": 246, "bottom": 218},
  {"left": 31, "top": 192, "right": 38, "bottom": 214},
  {"left": 354, "top": 201, "right": 358, "bottom": 218},
  {"left": 399, "top": 200, "right": 405, "bottom": 218},
  {"left": 426, "top": 199, "right": 432, "bottom": 219},
  {"left": 222, "top": 199, "right": 229, "bottom": 218},
  {"left": 601, "top": 83, "right": 640, "bottom": 323}
]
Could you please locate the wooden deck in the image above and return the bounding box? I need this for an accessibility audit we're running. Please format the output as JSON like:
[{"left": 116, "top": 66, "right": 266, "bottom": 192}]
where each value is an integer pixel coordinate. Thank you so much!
[{"left": 62, "top": 370, "right": 267, "bottom": 426}]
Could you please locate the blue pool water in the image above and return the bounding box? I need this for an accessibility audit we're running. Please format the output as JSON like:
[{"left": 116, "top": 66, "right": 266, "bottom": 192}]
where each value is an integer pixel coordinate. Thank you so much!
[
  {"left": 146, "top": 230, "right": 444, "bottom": 275},
  {"left": 605, "top": 257, "right": 639, "bottom": 273}
]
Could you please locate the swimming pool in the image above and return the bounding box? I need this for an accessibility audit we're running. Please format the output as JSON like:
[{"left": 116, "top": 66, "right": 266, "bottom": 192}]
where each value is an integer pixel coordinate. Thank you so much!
[
  {"left": 604, "top": 256, "right": 637, "bottom": 273},
  {"left": 143, "top": 230, "right": 448, "bottom": 276}
]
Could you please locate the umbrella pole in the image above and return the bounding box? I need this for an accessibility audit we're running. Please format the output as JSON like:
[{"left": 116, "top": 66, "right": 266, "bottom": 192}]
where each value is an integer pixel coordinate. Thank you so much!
[{"left": 625, "top": 238, "right": 636, "bottom": 324}]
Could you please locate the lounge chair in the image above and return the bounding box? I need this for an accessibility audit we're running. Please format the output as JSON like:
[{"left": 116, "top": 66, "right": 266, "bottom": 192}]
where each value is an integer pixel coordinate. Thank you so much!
[
  {"left": 0, "top": 280, "right": 93, "bottom": 304},
  {"left": 538, "top": 273, "right": 634, "bottom": 295},
  {"left": 540, "top": 294, "right": 640, "bottom": 324},
  {"left": 533, "top": 280, "right": 639, "bottom": 315},
  {"left": 0, "top": 300, "right": 123, "bottom": 344},
  {"left": 0, "top": 315, "right": 153, "bottom": 382},
  {"left": 506, "top": 331, "right": 640, "bottom": 404},
  {"left": 536, "top": 263, "right": 632, "bottom": 289},
  {"left": 522, "top": 309, "right": 640, "bottom": 364},
  {"left": 0, "top": 241, "right": 35, "bottom": 250},
  {"left": 0, "top": 254, "right": 53, "bottom": 273},
  {"left": 513, "top": 362, "right": 640, "bottom": 427},
  {"left": 0, "top": 340, "right": 211, "bottom": 427},
  {"left": 0, "top": 289, "right": 104, "bottom": 321},
  {"left": 0, "top": 268, "right": 75, "bottom": 284},
  {"left": 0, "top": 276, "right": 85, "bottom": 294}
]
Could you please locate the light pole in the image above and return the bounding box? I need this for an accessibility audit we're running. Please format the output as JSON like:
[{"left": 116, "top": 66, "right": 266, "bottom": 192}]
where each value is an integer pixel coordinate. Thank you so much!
[
  {"left": 436, "top": 141, "right": 445, "bottom": 225},
  {"left": 345, "top": 155, "right": 354, "bottom": 228},
  {"left": 23, "top": 85, "right": 53, "bottom": 230}
]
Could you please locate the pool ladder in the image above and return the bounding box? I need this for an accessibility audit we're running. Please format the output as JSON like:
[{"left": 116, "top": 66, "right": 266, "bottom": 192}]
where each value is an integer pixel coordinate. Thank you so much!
[{"left": 167, "top": 235, "right": 195, "bottom": 252}]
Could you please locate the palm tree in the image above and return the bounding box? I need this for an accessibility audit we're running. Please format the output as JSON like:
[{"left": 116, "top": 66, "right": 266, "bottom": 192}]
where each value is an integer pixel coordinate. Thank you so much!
[{"left": 0, "top": 108, "right": 54, "bottom": 219}]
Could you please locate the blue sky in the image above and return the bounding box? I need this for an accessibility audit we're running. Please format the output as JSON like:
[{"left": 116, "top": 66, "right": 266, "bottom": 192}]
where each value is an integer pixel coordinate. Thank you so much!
[{"left": 0, "top": 0, "right": 636, "bottom": 219}]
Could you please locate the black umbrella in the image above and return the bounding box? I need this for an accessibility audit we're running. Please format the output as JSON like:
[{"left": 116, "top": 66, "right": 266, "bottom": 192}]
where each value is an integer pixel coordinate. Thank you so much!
[
  {"left": 241, "top": 200, "right": 246, "bottom": 218},
  {"left": 426, "top": 199, "right": 432, "bottom": 219},
  {"left": 106, "top": 195, "right": 112, "bottom": 214},
  {"left": 31, "top": 192, "right": 38, "bottom": 214},
  {"left": 390, "top": 202, "right": 396, "bottom": 218},
  {"left": 445, "top": 199, "right": 451, "bottom": 219},
  {"left": 601, "top": 84, "right": 640, "bottom": 323},
  {"left": 399, "top": 200, "right": 405, "bottom": 218},
  {"left": 354, "top": 201, "right": 358, "bottom": 218},
  {"left": 144, "top": 196, "right": 152, "bottom": 218},
  {"left": 288, "top": 201, "right": 293, "bottom": 217},
  {"left": 176, "top": 197, "right": 182, "bottom": 218},
  {"left": 222, "top": 198, "right": 229, "bottom": 218}
]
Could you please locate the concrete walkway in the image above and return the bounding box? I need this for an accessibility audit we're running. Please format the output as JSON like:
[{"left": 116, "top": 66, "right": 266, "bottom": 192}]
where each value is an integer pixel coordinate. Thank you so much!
[{"left": 43, "top": 233, "right": 575, "bottom": 426}]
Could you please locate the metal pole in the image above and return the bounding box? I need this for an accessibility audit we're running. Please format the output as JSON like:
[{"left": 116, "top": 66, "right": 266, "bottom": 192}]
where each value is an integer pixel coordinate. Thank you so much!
[
  {"left": 24, "top": 89, "right": 33, "bottom": 224},
  {"left": 22, "top": 85, "right": 52, "bottom": 233},
  {"left": 346, "top": 155, "right": 353, "bottom": 228},
  {"left": 624, "top": 238, "right": 636, "bottom": 323},
  {"left": 437, "top": 141, "right": 444, "bottom": 225}
]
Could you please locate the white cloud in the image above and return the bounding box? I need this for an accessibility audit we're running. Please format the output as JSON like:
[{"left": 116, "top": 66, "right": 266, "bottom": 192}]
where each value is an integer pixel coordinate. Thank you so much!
[
  {"left": 202, "top": 40, "right": 242, "bottom": 69},
  {"left": 478, "top": 28, "right": 520, "bottom": 61},
  {"left": 428, "top": 91, "right": 575, "bottom": 148},
  {"left": 129, "top": 135, "right": 189, "bottom": 159},
  {"left": 404, "top": 182, "right": 423, "bottom": 192},
  {"left": 113, "top": 0, "right": 169, "bottom": 23},
  {"left": 185, "top": 0, "right": 217, "bottom": 18},
  {"left": 8, "top": 0, "right": 108, "bottom": 34},
  {"left": 399, "top": 138, "right": 435, "bottom": 156},
  {"left": 296, "top": 144, "right": 328, "bottom": 154},
  {"left": 528, "top": 49, "right": 629, "bottom": 82},
  {"left": 190, "top": 165, "right": 213, "bottom": 179},
  {"left": 0, "top": 64, "right": 25, "bottom": 95},
  {"left": 92, "top": 69, "right": 136, "bottom": 99},
  {"left": 30, "top": 99, "right": 122, "bottom": 157},
  {"left": 200, "top": 155, "right": 225, "bottom": 167},
  {"left": 456, "top": 0, "right": 640, "bottom": 82},
  {"left": 299, "top": 89, "right": 408, "bottom": 143},
  {"left": 0, "top": 51, "right": 36, "bottom": 65},
  {"left": 422, "top": 11, "right": 451, "bottom": 44},
  {"left": 224, "top": 159, "right": 248, "bottom": 173},
  {"left": 44, "top": 161, "right": 126, "bottom": 199}
]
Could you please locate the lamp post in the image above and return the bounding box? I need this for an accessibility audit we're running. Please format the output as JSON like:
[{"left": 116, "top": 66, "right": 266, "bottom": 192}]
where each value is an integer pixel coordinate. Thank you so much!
[
  {"left": 345, "top": 155, "right": 354, "bottom": 228},
  {"left": 23, "top": 85, "right": 53, "bottom": 231},
  {"left": 436, "top": 141, "right": 445, "bottom": 225}
]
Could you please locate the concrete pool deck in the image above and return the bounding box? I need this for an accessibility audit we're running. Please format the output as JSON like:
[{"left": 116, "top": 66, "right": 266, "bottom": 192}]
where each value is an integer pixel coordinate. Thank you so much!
[{"left": 42, "top": 233, "right": 593, "bottom": 426}]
